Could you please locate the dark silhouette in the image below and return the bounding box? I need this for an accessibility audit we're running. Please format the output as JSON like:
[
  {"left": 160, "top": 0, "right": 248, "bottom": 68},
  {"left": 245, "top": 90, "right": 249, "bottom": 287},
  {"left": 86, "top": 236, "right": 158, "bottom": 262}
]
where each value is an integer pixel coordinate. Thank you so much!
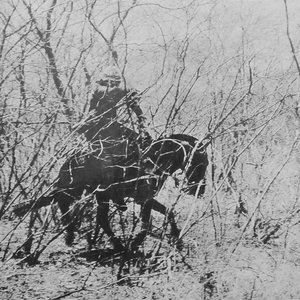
[
  {"left": 78, "top": 65, "right": 148, "bottom": 148},
  {"left": 14, "top": 134, "right": 208, "bottom": 251},
  {"left": 76, "top": 65, "right": 150, "bottom": 209}
]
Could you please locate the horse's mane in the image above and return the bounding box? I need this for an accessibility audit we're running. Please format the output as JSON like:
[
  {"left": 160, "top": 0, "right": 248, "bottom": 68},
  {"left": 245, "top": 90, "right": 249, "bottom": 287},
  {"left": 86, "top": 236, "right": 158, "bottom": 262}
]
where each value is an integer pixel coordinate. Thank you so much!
[{"left": 168, "top": 134, "right": 198, "bottom": 146}]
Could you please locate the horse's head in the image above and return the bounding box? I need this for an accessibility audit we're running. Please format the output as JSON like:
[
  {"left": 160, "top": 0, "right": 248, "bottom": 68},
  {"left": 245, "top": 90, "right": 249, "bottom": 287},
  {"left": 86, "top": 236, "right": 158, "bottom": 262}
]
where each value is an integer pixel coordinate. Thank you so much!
[
  {"left": 184, "top": 143, "right": 208, "bottom": 197},
  {"left": 167, "top": 134, "right": 208, "bottom": 197},
  {"left": 143, "top": 134, "right": 208, "bottom": 197}
]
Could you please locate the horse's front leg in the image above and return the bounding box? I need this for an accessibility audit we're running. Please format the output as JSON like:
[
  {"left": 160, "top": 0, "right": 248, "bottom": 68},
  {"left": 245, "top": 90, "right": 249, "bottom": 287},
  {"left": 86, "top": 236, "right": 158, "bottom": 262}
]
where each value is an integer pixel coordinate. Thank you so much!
[
  {"left": 57, "top": 188, "right": 84, "bottom": 246},
  {"left": 151, "top": 199, "right": 180, "bottom": 238},
  {"left": 131, "top": 198, "right": 181, "bottom": 251},
  {"left": 95, "top": 192, "right": 126, "bottom": 252},
  {"left": 57, "top": 192, "right": 77, "bottom": 246},
  {"left": 131, "top": 198, "right": 153, "bottom": 250}
]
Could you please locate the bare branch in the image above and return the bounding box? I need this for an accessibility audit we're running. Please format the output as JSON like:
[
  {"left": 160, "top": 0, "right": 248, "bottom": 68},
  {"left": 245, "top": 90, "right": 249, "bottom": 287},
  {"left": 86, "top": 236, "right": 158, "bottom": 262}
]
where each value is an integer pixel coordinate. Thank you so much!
[{"left": 283, "top": 0, "right": 300, "bottom": 76}]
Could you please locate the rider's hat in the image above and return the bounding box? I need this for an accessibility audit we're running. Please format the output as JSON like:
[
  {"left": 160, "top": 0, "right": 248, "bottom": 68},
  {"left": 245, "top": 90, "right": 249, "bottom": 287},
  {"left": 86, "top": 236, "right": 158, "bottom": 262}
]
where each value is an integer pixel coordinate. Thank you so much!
[{"left": 97, "top": 65, "right": 122, "bottom": 87}]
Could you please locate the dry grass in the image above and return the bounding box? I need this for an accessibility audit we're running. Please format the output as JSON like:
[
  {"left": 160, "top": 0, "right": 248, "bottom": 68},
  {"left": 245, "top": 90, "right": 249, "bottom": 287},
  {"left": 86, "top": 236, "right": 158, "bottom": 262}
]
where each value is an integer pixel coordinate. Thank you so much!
[{"left": 1, "top": 186, "right": 300, "bottom": 299}]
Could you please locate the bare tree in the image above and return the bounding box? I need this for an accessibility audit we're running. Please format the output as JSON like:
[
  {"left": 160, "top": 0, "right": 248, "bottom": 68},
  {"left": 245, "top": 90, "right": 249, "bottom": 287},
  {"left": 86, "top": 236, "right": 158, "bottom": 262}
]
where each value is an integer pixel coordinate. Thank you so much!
[{"left": 0, "top": 4, "right": 300, "bottom": 292}]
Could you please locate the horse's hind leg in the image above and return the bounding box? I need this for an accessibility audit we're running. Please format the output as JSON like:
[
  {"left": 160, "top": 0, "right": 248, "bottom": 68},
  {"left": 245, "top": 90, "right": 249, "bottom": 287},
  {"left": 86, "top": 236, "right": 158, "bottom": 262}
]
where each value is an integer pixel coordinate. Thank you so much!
[{"left": 95, "top": 192, "right": 126, "bottom": 252}]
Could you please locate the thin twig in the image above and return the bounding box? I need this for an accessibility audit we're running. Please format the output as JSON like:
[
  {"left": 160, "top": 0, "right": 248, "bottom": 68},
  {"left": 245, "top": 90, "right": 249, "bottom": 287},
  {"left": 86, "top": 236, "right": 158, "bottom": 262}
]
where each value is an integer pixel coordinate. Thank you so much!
[{"left": 230, "top": 133, "right": 299, "bottom": 254}]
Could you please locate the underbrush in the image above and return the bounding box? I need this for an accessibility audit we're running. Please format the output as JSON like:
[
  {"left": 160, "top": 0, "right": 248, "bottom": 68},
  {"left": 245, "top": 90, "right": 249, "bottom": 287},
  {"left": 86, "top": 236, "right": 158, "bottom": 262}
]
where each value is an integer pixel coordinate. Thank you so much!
[{"left": 1, "top": 191, "right": 300, "bottom": 300}]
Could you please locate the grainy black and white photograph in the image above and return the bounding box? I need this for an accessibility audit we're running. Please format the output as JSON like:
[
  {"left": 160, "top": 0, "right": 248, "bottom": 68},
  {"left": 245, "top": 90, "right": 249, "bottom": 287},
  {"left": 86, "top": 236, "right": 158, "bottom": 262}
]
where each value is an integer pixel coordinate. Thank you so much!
[{"left": 0, "top": 0, "right": 300, "bottom": 299}]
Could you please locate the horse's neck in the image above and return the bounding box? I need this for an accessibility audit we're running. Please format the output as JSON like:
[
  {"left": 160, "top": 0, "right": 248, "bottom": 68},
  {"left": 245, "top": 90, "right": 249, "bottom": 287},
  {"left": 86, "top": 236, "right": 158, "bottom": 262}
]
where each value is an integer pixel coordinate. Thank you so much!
[{"left": 146, "top": 139, "right": 188, "bottom": 175}]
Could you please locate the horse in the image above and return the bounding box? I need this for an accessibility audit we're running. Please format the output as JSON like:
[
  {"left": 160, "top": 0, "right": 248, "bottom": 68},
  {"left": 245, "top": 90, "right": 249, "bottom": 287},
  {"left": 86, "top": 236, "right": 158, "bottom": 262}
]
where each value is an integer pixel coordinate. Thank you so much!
[{"left": 13, "top": 133, "right": 208, "bottom": 252}]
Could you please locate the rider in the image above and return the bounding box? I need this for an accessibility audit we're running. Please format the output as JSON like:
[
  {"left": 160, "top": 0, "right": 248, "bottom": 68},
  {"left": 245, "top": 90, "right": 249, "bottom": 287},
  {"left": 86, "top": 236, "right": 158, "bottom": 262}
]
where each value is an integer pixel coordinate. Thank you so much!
[
  {"left": 79, "top": 65, "right": 149, "bottom": 151},
  {"left": 85, "top": 66, "right": 145, "bottom": 142},
  {"left": 77, "top": 64, "right": 150, "bottom": 209}
]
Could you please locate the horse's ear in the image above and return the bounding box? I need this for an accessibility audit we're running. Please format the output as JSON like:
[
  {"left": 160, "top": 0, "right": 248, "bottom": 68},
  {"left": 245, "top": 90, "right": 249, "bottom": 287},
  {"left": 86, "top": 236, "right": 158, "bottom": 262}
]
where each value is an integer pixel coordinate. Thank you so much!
[
  {"left": 196, "top": 142, "right": 206, "bottom": 152},
  {"left": 180, "top": 141, "right": 190, "bottom": 147}
]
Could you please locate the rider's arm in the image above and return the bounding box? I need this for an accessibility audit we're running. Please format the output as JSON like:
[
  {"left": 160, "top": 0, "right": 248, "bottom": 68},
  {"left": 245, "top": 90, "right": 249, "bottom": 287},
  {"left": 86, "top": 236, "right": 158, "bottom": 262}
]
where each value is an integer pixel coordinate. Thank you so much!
[
  {"left": 89, "top": 89, "right": 104, "bottom": 111},
  {"left": 127, "top": 90, "right": 146, "bottom": 128},
  {"left": 74, "top": 90, "right": 104, "bottom": 134}
]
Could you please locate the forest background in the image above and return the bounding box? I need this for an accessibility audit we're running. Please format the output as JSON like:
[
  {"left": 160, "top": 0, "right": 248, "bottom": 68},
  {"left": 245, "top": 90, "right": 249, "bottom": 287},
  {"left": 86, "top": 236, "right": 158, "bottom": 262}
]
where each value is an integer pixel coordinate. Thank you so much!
[{"left": 0, "top": 0, "right": 300, "bottom": 299}]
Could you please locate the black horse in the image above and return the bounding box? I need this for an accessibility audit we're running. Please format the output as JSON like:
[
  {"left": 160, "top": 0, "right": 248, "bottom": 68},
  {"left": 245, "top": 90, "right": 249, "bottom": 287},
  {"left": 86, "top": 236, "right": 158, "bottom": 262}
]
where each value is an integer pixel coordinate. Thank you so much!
[{"left": 14, "top": 133, "right": 208, "bottom": 251}]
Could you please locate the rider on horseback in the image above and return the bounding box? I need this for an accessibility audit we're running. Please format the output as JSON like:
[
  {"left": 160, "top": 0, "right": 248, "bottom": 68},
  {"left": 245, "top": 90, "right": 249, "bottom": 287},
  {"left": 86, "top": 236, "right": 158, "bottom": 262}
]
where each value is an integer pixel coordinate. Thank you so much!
[
  {"left": 86, "top": 68, "right": 146, "bottom": 138},
  {"left": 77, "top": 63, "right": 151, "bottom": 211},
  {"left": 79, "top": 65, "right": 150, "bottom": 155}
]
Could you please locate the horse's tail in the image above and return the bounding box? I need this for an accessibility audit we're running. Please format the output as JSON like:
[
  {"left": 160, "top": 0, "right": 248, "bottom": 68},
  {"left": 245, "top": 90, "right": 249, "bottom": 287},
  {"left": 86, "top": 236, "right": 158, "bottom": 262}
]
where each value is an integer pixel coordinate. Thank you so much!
[{"left": 13, "top": 190, "right": 59, "bottom": 217}]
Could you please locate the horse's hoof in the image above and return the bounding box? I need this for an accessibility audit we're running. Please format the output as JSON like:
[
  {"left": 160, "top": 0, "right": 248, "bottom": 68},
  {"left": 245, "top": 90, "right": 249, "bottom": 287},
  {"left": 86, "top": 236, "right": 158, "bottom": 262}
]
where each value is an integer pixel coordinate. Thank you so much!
[
  {"left": 65, "top": 232, "right": 75, "bottom": 246},
  {"left": 168, "top": 235, "right": 183, "bottom": 250},
  {"left": 175, "top": 238, "right": 183, "bottom": 251},
  {"left": 131, "top": 231, "right": 147, "bottom": 251},
  {"left": 130, "top": 242, "right": 140, "bottom": 252},
  {"left": 111, "top": 237, "right": 126, "bottom": 253}
]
